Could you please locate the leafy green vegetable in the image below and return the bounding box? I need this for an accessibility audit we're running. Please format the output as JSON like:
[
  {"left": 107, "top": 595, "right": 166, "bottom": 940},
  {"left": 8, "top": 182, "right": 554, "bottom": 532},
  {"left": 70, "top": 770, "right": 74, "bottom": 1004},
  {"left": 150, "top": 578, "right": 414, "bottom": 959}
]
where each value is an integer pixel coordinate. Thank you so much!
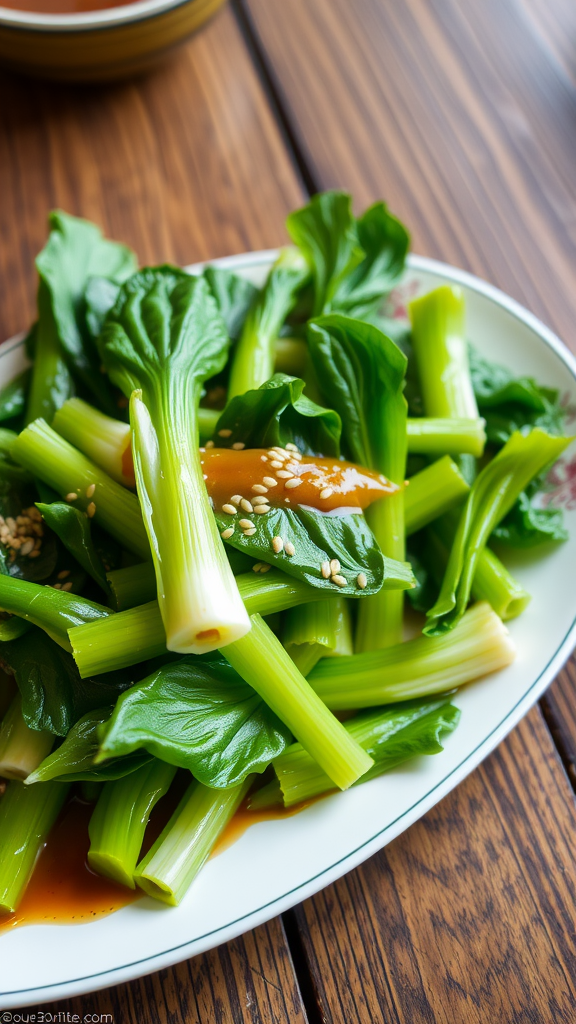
[
  {"left": 26, "top": 708, "right": 151, "bottom": 783},
  {"left": 99, "top": 266, "right": 250, "bottom": 654},
  {"left": 29, "top": 212, "right": 137, "bottom": 422},
  {"left": 0, "top": 370, "right": 30, "bottom": 426},
  {"left": 0, "top": 627, "right": 139, "bottom": 736},
  {"left": 84, "top": 276, "right": 123, "bottom": 345},
  {"left": 307, "top": 314, "right": 408, "bottom": 647},
  {"left": 36, "top": 501, "right": 119, "bottom": 594},
  {"left": 203, "top": 266, "right": 258, "bottom": 341},
  {"left": 331, "top": 201, "right": 409, "bottom": 318},
  {"left": 98, "top": 656, "right": 292, "bottom": 788},
  {"left": 227, "top": 249, "right": 309, "bottom": 399},
  {"left": 469, "top": 346, "right": 565, "bottom": 446},
  {"left": 424, "top": 429, "right": 572, "bottom": 636},
  {"left": 212, "top": 373, "right": 341, "bottom": 456},
  {"left": 492, "top": 490, "right": 568, "bottom": 547},
  {"left": 215, "top": 504, "right": 412, "bottom": 597}
]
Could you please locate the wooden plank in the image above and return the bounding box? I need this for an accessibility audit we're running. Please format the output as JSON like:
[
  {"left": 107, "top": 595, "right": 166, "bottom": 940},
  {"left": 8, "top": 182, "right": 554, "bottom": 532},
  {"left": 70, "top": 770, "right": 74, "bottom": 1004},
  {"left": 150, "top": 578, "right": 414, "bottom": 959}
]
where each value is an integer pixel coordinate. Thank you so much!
[
  {"left": 293, "top": 708, "right": 576, "bottom": 1024},
  {"left": 0, "top": 5, "right": 304, "bottom": 344},
  {"left": 520, "top": 0, "right": 576, "bottom": 84},
  {"left": 16, "top": 919, "right": 308, "bottom": 1023},
  {"left": 542, "top": 655, "right": 576, "bottom": 786}
]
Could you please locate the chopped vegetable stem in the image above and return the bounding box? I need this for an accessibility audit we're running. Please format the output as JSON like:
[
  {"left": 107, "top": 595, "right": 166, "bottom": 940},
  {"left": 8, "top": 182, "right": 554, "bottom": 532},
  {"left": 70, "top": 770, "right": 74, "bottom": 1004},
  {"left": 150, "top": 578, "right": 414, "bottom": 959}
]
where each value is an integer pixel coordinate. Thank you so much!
[
  {"left": 0, "top": 694, "right": 54, "bottom": 781},
  {"left": 404, "top": 455, "right": 470, "bottom": 536},
  {"left": 406, "top": 417, "right": 486, "bottom": 457},
  {"left": 0, "top": 779, "right": 70, "bottom": 914}
]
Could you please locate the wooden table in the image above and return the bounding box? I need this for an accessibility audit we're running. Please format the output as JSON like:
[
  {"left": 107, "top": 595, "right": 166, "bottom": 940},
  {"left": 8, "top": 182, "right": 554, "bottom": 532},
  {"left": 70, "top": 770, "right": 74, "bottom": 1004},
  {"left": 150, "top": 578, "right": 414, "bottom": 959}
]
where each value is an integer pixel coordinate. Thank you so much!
[{"left": 2, "top": 0, "right": 576, "bottom": 1018}]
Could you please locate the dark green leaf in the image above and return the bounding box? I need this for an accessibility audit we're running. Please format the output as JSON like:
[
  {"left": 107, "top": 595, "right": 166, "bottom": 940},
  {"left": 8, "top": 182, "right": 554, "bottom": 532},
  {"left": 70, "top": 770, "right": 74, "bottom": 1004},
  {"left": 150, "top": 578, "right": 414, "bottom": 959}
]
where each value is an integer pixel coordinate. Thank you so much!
[
  {"left": 357, "top": 698, "right": 461, "bottom": 775},
  {"left": 0, "top": 626, "right": 155, "bottom": 736},
  {"left": 0, "top": 370, "right": 31, "bottom": 426},
  {"left": 287, "top": 192, "right": 364, "bottom": 316},
  {"left": 36, "top": 501, "right": 118, "bottom": 594},
  {"left": 333, "top": 202, "right": 409, "bottom": 317},
  {"left": 203, "top": 266, "right": 258, "bottom": 340},
  {"left": 84, "top": 276, "right": 122, "bottom": 342},
  {"left": 215, "top": 504, "right": 412, "bottom": 597},
  {"left": 307, "top": 314, "right": 408, "bottom": 479},
  {"left": 212, "top": 373, "right": 341, "bottom": 457},
  {"left": 27, "top": 708, "right": 152, "bottom": 783},
  {"left": 492, "top": 490, "right": 568, "bottom": 548},
  {"left": 35, "top": 212, "right": 137, "bottom": 415},
  {"left": 98, "top": 656, "right": 292, "bottom": 788}
]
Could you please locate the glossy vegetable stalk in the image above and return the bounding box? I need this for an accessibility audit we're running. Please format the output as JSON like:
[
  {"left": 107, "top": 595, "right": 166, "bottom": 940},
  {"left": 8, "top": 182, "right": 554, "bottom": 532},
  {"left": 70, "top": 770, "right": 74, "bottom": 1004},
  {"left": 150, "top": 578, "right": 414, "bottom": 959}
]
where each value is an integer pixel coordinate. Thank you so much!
[
  {"left": 227, "top": 248, "right": 308, "bottom": 400},
  {"left": 283, "top": 597, "right": 352, "bottom": 677},
  {"left": 69, "top": 569, "right": 337, "bottom": 676},
  {"left": 134, "top": 777, "right": 252, "bottom": 905},
  {"left": 404, "top": 456, "right": 470, "bottom": 536},
  {"left": 88, "top": 759, "right": 177, "bottom": 888},
  {"left": 223, "top": 614, "right": 373, "bottom": 790},
  {"left": 309, "top": 601, "right": 515, "bottom": 709},
  {"left": 274, "top": 697, "right": 460, "bottom": 805},
  {"left": 0, "top": 573, "right": 111, "bottom": 650},
  {"left": 425, "top": 429, "right": 571, "bottom": 635},
  {"left": 409, "top": 286, "right": 478, "bottom": 419},
  {"left": 406, "top": 417, "right": 486, "bottom": 457},
  {"left": 0, "top": 780, "right": 70, "bottom": 913},
  {"left": 0, "top": 694, "right": 54, "bottom": 780},
  {"left": 13, "top": 418, "right": 150, "bottom": 560}
]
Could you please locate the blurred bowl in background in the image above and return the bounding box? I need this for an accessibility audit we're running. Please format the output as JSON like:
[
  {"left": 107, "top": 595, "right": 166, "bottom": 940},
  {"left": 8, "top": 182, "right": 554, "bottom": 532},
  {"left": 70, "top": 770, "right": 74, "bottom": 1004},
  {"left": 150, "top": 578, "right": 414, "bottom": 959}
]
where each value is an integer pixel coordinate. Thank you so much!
[{"left": 0, "top": 0, "right": 225, "bottom": 81}]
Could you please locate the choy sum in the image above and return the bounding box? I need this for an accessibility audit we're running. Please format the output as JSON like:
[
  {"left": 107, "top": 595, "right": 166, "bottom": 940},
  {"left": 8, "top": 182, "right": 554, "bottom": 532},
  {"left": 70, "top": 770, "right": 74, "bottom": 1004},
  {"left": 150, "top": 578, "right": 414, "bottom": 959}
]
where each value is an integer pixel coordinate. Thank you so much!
[{"left": 98, "top": 267, "right": 251, "bottom": 654}]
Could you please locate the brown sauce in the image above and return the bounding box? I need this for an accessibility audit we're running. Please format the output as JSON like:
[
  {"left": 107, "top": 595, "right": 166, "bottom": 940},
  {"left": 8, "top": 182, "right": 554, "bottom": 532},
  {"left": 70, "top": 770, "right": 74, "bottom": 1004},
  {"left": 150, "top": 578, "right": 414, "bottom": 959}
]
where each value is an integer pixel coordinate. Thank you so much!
[
  {"left": 0, "top": 789, "right": 308, "bottom": 932},
  {"left": 1, "top": 0, "right": 139, "bottom": 13}
]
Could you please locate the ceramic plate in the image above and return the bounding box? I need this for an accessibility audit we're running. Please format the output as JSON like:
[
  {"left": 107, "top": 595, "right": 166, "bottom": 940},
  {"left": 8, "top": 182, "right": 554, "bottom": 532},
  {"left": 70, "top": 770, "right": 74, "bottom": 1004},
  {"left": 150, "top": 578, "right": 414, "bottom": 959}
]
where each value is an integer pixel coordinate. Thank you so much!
[{"left": 1, "top": 253, "right": 576, "bottom": 1008}]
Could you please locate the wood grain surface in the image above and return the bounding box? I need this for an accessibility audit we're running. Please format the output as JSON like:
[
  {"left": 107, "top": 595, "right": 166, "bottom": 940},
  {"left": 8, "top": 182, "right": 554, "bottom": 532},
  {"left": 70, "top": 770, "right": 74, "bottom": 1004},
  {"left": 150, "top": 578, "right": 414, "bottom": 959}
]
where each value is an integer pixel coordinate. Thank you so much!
[{"left": 2, "top": 0, "right": 576, "bottom": 1019}]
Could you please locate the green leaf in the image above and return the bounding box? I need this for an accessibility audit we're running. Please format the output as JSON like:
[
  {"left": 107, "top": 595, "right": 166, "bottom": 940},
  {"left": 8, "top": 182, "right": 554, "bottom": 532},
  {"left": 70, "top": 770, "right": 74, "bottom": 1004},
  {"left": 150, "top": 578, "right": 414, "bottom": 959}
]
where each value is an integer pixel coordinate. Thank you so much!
[
  {"left": 36, "top": 501, "right": 119, "bottom": 593},
  {"left": 27, "top": 708, "right": 151, "bottom": 783},
  {"left": 0, "top": 370, "right": 30, "bottom": 426},
  {"left": 332, "top": 202, "right": 409, "bottom": 317},
  {"left": 84, "top": 276, "right": 122, "bottom": 343},
  {"left": 0, "top": 627, "right": 142, "bottom": 736},
  {"left": 307, "top": 315, "right": 408, "bottom": 478},
  {"left": 213, "top": 373, "right": 341, "bottom": 456},
  {"left": 469, "top": 346, "right": 565, "bottom": 446},
  {"left": 215, "top": 504, "right": 413, "bottom": 597},
  {"left": 203, "top": 266, "right": 258, "bottom": 340},
  {"left": 35, "top": 212, "right": 137, "bottom": 416},
  {"left": 287, "top": 192, "right": 364, "bottom": 316},
  {"left": 492, "top": 490, "right": 568, "bottom": 548},
  {"left": 98, "top": 656, "right": 292, "bottom": 788}
]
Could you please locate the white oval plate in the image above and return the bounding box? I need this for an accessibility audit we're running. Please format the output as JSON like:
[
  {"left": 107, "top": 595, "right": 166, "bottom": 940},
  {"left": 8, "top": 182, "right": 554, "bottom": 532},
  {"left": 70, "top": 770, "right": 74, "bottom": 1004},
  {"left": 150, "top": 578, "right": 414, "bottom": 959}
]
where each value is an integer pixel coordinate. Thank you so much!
[{"left": 1, "top": 253, "right": 576, "bottom": 1008}]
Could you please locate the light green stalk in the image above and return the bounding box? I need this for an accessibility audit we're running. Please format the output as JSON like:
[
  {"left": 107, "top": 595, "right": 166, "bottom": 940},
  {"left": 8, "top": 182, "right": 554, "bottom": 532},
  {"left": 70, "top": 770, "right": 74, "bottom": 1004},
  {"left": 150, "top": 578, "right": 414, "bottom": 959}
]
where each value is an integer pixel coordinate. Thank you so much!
[
  {"left": 223, "top": 614, "right": 373, "bottom": 790},
  {"left": 409, "top": 286, "right": 478, "bottom": 419},
  {"left": 407, "top": 417, "right": 486, "bottom": 457},
  {"left": 0, "top": 573, "right": 111, "bottom": 650},
  {"left": 134, "top": 777, "right": 252, "bottom": 905},
  {"left": 309, "top": 601, "right": 515, "bottom": 709},
  {"left": 13, "top": 418, "right": 149, "bottom": 560},
  {"left": 404, "top": 456, "right": 469, "bottom": 536},
  {"left": 227, "top": 249, "right": 308, "bottom": 400},
  {"left": 88, "top": 760, "right": 177, "bottom": 888},
  {"left": 283, "top": 597, "right": 352, "bottom": 676},
  {"left": 471, "top": 547, "right": 531, "bottom": 620},
  {"left": 0, "top": 780, "right": 70, "bottom": 913},
  {"left": 0, "top": 694, "right": 54, "bottom": 780}
]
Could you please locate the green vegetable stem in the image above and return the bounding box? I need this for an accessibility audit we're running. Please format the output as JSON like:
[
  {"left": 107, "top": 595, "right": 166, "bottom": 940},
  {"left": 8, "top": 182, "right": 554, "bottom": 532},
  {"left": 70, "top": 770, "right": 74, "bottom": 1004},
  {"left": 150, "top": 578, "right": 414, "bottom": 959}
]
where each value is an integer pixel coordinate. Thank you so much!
[
  {"left": 0, "top": 779, "right": 70, "bottom": 914},
  {"left": 282, "top": 597, "right": 352, "bottom": 677},
  {"left": 0, "top": 694, "right": 54, "bottom": 780}
]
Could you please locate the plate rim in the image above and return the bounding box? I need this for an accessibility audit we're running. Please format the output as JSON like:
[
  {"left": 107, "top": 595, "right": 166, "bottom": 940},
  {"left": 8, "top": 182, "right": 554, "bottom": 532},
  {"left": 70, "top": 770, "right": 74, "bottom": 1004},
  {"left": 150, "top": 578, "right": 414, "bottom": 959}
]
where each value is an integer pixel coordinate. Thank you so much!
[{"left": 2, "top": 251, "right": 576, "bottom": 1006}]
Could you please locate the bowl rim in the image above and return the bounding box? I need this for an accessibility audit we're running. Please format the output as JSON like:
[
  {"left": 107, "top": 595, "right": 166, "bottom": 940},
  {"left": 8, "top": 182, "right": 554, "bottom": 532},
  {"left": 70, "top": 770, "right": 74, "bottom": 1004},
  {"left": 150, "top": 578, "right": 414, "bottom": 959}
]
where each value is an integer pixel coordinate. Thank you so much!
[{"left": 0, "top": 0, "right": 208, "bottom": 34}]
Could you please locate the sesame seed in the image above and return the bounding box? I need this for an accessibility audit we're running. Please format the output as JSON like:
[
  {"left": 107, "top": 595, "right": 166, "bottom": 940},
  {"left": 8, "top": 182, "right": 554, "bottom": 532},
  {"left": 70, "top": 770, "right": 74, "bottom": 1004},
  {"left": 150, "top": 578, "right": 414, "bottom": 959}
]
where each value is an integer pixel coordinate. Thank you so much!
[
  {"left": 61, "top": 582, "right": 73, "bottom": 592},
  {"left": 239, "top": 519, "right": 255, "bottom": 530},
  {"left": 203, "top": 475, "right": 208, "bottom": 481},
  {"left": 273, "top": 446, "right": 289, "bottom": 457},
  {"left": 267, "top": 451, "right": 280, "bottom": 459},
  {"left": 52, "top": 582, "right": 62, "bottom": 590},
  {"left": 230, "top": 495, "right": 243, "bottom": 505},
  {"left": 252, "top": 563, "right": 264, "bottom": 573},
  {"left": 263, "top": 477, "right": 278, "bottom": 488},
  {"left": 252, "top": 496, "right": 268, "bottom": 505},
  {"left": 57, "top": 570, "right": 70, "bottom": 580},
  {"left": 321, "top": 561, "right": 331, "bottom": 579},
  {"left": 285, "top": 542, "right": 295, "bottom": 557},
  {"left": 232, "top": 442, "right": 245, "bottom": 450},
  {"left": 285, "top": 478, "right": 302, "bottom": 489},
  {"left": 291, "top": 451, "right": 303, "bottom": 461},
  {"left": 222, "top": 504, "right": 237, "bottom": 515},
  {"left": 272, "top": 536, "right": 284, "bottom": 553},
  {"left": 221, "top": 527, "right": 234, "bottom": 540},
  {"left": 276, "top": 470, "right": 294, "bottom": 479},
  {"left": 218, "top": 429, "right": 232, "bottom": 438},
  {"left": 261, "top": 456, "right": 268, "bottom": 462},
  {"left": 357, "top": 573, "right": 367, "bottom": 589},
  {"left": 285, "top": 443, "right": 299, "bottom": 452},
  {"left": 286, "top": 462, "right": 299, "bottom": 472},
  {"left": 86, "top": 484, "right": 96, "bottom": 498},
  {"left": 240, "top": 499, "right": 254, "bottom": 513},
  {"left": 205, "top": 440, "right": 214, "bottom": 449},
  {"left": 332, "top": 574, "right": 347, "bottom": 588},
  {"left": 66, "top": 492, "right": 78, "bottom": 502},
  {"left": 253, "top": 505, "right": 270, "bottom": 515},
  {"left": 260, "top": 563, "right": 271, "bottom": 573},
  {"left": 244, "top": 528, "right": 257, "bottom": 536},
  {"left": 20, "top": 539, "right": 34, "bottom": 556},
  {"left": 320, "top": 487, "right": 334, "bottom": 500},
  {"left": 330, "top": 559, "right": 341, "bottom": 575},
  {"left": 87, "top": 502, "right": 96, "bottom": 518},
  {"left": 251, "top": 484, "right": 268, "bottom": 494},
  {"left": 6, "top": 518, "right": 16, "bottom": 532},
  {"left": 270, "top": 461, "right": 284, "bottom": 469}
]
